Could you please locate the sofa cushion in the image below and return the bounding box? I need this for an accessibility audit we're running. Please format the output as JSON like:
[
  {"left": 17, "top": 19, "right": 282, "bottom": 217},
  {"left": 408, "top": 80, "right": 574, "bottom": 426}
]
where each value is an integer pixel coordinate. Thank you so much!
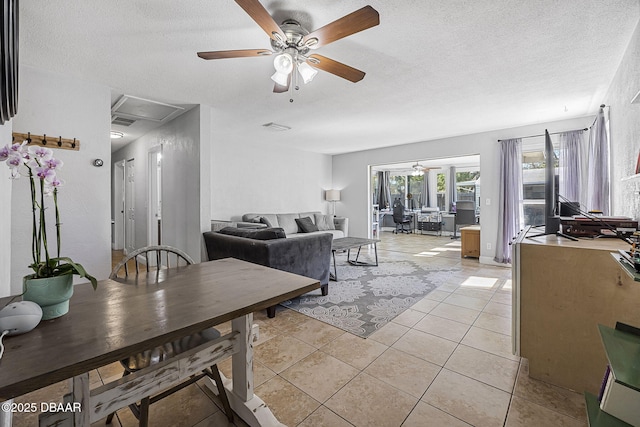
[
  {"left": 218, "top": 227, "right": 286, "bottom": 240},
  {"left": 242, "top": 213, "right": 279, "bottom": 228},
  {"left": 259, "top": 216, "right": 273, "bottom": 227},
  {"left": 276, "top": 213, "right": 300, "bottom": 235},
  {"left": 295, "top": 216, "right": 319, "bottom": 233},
  {"left": 314, "top": 214, "right": 336, "bottom": 231},
  {"left": 299, "top": 212, "right": 321, "bottom": 223}
]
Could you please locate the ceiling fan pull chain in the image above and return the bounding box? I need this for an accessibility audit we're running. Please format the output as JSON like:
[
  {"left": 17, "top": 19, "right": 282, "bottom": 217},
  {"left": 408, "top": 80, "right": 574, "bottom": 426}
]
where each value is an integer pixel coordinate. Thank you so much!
[{"left": 289, "top": 62, "right": 296, "bottom": 103}]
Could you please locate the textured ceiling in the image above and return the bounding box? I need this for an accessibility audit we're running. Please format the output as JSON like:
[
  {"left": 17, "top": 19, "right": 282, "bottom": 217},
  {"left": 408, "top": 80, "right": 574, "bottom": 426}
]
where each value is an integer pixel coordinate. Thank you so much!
[{"left": 20, "top": 0, "right": 640, "bottom": 155}]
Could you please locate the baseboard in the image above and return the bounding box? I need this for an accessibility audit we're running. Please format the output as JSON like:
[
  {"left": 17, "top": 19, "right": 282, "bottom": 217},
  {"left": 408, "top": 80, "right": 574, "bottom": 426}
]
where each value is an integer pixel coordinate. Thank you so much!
[{"left": 479, "top": 256, "right": 511, "bottom": 268}]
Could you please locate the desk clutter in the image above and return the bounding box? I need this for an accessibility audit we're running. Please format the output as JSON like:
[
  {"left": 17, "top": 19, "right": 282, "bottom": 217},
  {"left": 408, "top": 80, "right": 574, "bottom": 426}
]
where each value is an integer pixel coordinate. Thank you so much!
[{"left": 374, "top": 204, "right": 478, "bottom": 237}]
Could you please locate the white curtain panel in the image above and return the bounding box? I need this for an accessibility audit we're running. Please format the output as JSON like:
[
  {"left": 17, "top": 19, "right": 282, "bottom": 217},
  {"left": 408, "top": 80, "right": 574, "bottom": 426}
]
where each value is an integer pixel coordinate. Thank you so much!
[
  {"left": 428, "top": 169, "right": 438, "bottom": 207},
  {"left": 586, "top": 108, "right": 610, "bottom": 215},
  {"left": 495, "top": 139, "right": 524, "bottom": 264},
  {"left": 559, "top": 130, "right": 587, "bottom": 209}
]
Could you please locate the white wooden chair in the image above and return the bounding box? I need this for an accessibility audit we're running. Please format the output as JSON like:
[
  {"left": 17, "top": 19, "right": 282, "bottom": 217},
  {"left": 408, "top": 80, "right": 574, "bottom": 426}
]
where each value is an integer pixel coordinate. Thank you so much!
[{"left": 107, "top": 245, "right": 233, "bottom": 426}]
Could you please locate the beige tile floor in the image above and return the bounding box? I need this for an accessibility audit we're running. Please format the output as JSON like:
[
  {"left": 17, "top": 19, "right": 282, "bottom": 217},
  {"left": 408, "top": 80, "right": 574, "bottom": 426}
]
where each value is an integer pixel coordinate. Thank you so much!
[{"left": 12, "top": 233, "right": 588, "bottom": 426}]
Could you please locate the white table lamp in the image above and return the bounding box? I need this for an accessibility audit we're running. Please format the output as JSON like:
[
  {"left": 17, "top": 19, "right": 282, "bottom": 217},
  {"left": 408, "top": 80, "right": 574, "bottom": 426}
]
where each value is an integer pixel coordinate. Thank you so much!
[{"left": 326, "top": 189, "right": 341, "bottom": 216}]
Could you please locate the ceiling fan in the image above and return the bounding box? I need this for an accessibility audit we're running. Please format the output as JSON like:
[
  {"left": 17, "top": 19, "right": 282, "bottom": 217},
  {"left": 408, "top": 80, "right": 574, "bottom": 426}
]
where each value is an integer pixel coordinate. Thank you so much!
[
  {"left": 197, "top": 0, "right": 380, "bottom": 95},
  {"left": 411, "top": 161, "right": 436, "bottom": 176}
]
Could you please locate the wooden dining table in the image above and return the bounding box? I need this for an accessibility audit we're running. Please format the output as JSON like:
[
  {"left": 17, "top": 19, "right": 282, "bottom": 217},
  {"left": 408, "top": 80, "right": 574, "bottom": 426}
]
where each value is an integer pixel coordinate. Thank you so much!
[{"left": 0, "top": 257, "right": 321, "bottom": 427}]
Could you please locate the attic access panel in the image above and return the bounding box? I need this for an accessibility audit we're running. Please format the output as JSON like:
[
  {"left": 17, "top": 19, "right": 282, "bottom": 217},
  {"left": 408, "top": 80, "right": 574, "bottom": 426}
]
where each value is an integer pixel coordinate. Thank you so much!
[{"left": 111, "top": 95, "right": 184, "bottom": 123}]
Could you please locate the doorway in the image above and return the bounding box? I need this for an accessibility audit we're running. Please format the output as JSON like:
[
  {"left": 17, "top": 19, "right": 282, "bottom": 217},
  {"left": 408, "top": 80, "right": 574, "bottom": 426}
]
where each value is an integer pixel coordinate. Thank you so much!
[
  {"left": 370, "top": 155, "right": 481, "bottom": 237},
  {"left": 148, "top": 146, "right": 162, "bottom": 246},
  {"left": 113, "top": 160, "right": 125, "bottom": 250}
]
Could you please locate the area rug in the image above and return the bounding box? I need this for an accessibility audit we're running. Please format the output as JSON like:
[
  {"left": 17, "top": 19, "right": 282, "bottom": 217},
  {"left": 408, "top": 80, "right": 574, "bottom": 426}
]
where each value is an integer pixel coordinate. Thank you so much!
[{"left": 280, "top": 260, "right": 459, "bottom": 338}]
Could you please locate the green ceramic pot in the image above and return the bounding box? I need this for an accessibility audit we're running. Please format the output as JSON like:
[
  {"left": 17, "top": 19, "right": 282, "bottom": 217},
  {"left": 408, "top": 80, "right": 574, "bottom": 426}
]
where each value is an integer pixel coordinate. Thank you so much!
[{"left": 23, "top": 274, "right": 74, "bottom": 320}]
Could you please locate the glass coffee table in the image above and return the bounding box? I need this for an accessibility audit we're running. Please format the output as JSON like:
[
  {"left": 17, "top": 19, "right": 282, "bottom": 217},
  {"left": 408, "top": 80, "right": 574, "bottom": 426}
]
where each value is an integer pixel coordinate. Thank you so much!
[{"left": 330, "top": 237, "right": 380, "bottom": 281}]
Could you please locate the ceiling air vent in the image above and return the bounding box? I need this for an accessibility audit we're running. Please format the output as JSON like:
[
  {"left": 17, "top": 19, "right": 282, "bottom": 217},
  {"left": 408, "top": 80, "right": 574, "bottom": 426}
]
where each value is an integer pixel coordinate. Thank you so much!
[
  {"left": 111, "top": 116, "right": 136, "bottom": 126},
  {"left": 111, "top": 95, "right": 184, "bottom": 123},
  {"left": 262, "top": 122, "right": 291, "bottom": 131}
]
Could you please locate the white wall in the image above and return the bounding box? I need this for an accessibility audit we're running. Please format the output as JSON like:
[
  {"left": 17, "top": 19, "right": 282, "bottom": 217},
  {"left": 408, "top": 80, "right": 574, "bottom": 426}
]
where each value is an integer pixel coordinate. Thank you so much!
[
  {"left": 10, "top": 66, "right": 111, "bottom": 294},
  {"left": 0, "top": 122, "right": 13, "bottom": 297},
  {"left": 332, "top": 116, "right": 593, "bottom": 264},
  {"left": 112, "top": 106, "right": 206, "bottom": 262},
  {"left": 199, "top": 106, "right": 212, "bottom": 260},
  {"left": 210, "top": 108, "right": 333, "bottom": 220},
  {"left": 606, "top": 19, "right": 640, "bottom": 219}
]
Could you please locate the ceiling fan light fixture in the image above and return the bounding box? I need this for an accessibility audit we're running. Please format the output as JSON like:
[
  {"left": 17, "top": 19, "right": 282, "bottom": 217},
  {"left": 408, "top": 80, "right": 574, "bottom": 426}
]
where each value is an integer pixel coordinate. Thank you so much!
[
  {"left": 411, "top": 162, "right": 425, "bottom": 176},
  {"left": 273, "top": 53, "right": 293, "bottom": 74},
  {"left": 297, "top": 62, "right": 318, "bottom": 84},
  {"left": 271, "top": 70, "right": 289, "bottom": 86}
]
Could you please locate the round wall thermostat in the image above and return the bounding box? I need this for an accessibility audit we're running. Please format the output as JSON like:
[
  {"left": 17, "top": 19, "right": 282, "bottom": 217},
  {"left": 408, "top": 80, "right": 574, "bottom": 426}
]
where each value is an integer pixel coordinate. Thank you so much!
[{"left": 93, "top": 159, "right": 104, "bottom": 167}]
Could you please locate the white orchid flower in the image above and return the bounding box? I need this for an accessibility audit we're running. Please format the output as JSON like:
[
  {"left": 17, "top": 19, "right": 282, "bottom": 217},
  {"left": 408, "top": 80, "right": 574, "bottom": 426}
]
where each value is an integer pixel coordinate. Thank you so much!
[
  {"left": 0, "top": 145, "right": 9, "bottom": 162},
  {"left": 28, "top": 146, "right": 53, "bottom": 162}
]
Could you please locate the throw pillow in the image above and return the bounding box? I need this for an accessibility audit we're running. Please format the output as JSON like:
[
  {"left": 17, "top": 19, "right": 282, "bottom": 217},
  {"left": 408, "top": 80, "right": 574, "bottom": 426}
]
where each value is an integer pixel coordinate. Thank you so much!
[
  {"left": 259, "top": 216, "right": 273, "bottom": 227},
  {"left": 295, "top": 216, "right": 319, "bottom": 233},
  {"left": 218, "top": 227, "right": 286, "bottom": 240},
  {"left": 314, "top": 214, "right": 336, "bottom": 231}
]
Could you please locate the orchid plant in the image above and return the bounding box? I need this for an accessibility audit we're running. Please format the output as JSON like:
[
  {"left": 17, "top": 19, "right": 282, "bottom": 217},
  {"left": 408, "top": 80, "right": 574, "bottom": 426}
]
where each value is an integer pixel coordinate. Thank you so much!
[{"left": 0, "top": 141, "right": 97, "bottom": 289}]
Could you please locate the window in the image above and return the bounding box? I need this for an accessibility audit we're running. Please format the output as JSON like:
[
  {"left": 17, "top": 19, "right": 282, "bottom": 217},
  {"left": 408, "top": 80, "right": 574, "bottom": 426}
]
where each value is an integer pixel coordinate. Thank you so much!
[
  {"left": 456, "top": 170, "right": 480, "bottom": 212},
  {"left": 407, "top": 175, "right": 424, "bottom": 209},
  {"left": 436, "top": 172, "right": 446, "bottom": 211},
  {"left": 389, "top": 174, "right": 406, "bottom": 205}
]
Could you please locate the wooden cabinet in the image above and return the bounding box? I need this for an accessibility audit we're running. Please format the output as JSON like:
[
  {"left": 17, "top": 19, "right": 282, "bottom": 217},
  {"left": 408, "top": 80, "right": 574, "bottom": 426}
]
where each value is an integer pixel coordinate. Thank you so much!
[
  {"left": 460, "top": 226, "right": 480, "bottom": 258},
  {"left": 513, "top": 231, "right": 640, "bottom": 394}
]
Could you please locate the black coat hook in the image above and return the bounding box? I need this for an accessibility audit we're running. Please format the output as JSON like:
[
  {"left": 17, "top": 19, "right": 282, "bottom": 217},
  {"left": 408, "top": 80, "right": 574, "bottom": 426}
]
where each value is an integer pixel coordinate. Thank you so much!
[
  {"left": 71, "top": 138, "right": 76, "bottom": 149},
  {"left": 58, "top": 136, "right": 62, "bottom": 147},
  {"left": 27, "top": 132, "right": 31, "bottom": 144},
  {"left": 42, "top": 134, "right": 47, "bottom": 145}
]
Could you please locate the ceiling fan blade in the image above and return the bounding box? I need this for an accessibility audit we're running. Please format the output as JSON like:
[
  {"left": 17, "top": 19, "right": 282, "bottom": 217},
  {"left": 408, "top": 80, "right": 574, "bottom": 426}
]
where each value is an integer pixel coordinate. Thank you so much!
[
  {"left": 302, "top": 5, "right": 379, "bottom": 49},
  {"left": 273, "top": 74, "right": 291, "bottom": 93},
  {"left": 197, "top": 49, "right": 272, "bottom": 60},
  {"left": 307, "top": 54, "right": 366, "bottom": 83},
  {"left": 235, "top": 0, "right": 286, "bottom": 41}
]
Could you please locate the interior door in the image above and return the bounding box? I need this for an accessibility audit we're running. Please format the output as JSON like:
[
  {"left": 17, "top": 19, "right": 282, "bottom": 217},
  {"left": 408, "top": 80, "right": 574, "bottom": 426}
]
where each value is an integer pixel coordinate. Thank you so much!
[{"left": 125, "top": 158, "right": 135, "bottom": 254}]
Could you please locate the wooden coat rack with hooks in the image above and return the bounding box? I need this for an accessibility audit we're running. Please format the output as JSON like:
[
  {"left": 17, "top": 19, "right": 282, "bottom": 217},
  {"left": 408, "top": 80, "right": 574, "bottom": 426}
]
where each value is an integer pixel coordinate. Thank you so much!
[{"left": 11, "top": 132, "right": 80, "bottom": 151}]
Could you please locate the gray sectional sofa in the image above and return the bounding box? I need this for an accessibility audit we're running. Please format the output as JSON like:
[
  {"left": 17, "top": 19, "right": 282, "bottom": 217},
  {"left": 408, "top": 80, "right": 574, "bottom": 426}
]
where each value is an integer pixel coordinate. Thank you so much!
[
  {"left": 239, "top": 211, "right": 348, "bottom": 239},
  {"left": 203, "top": 227, "right": 332, "bottom": 318}
]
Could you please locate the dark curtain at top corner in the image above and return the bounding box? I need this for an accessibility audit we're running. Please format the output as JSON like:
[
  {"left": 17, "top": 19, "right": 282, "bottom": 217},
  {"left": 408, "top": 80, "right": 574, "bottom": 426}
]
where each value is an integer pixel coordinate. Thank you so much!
[
  {"left": 377, "top": 171, "right": 391, "bottom": 209},
  {"left": 0, "top": 0, "right": 19, "bottom": 125}
]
